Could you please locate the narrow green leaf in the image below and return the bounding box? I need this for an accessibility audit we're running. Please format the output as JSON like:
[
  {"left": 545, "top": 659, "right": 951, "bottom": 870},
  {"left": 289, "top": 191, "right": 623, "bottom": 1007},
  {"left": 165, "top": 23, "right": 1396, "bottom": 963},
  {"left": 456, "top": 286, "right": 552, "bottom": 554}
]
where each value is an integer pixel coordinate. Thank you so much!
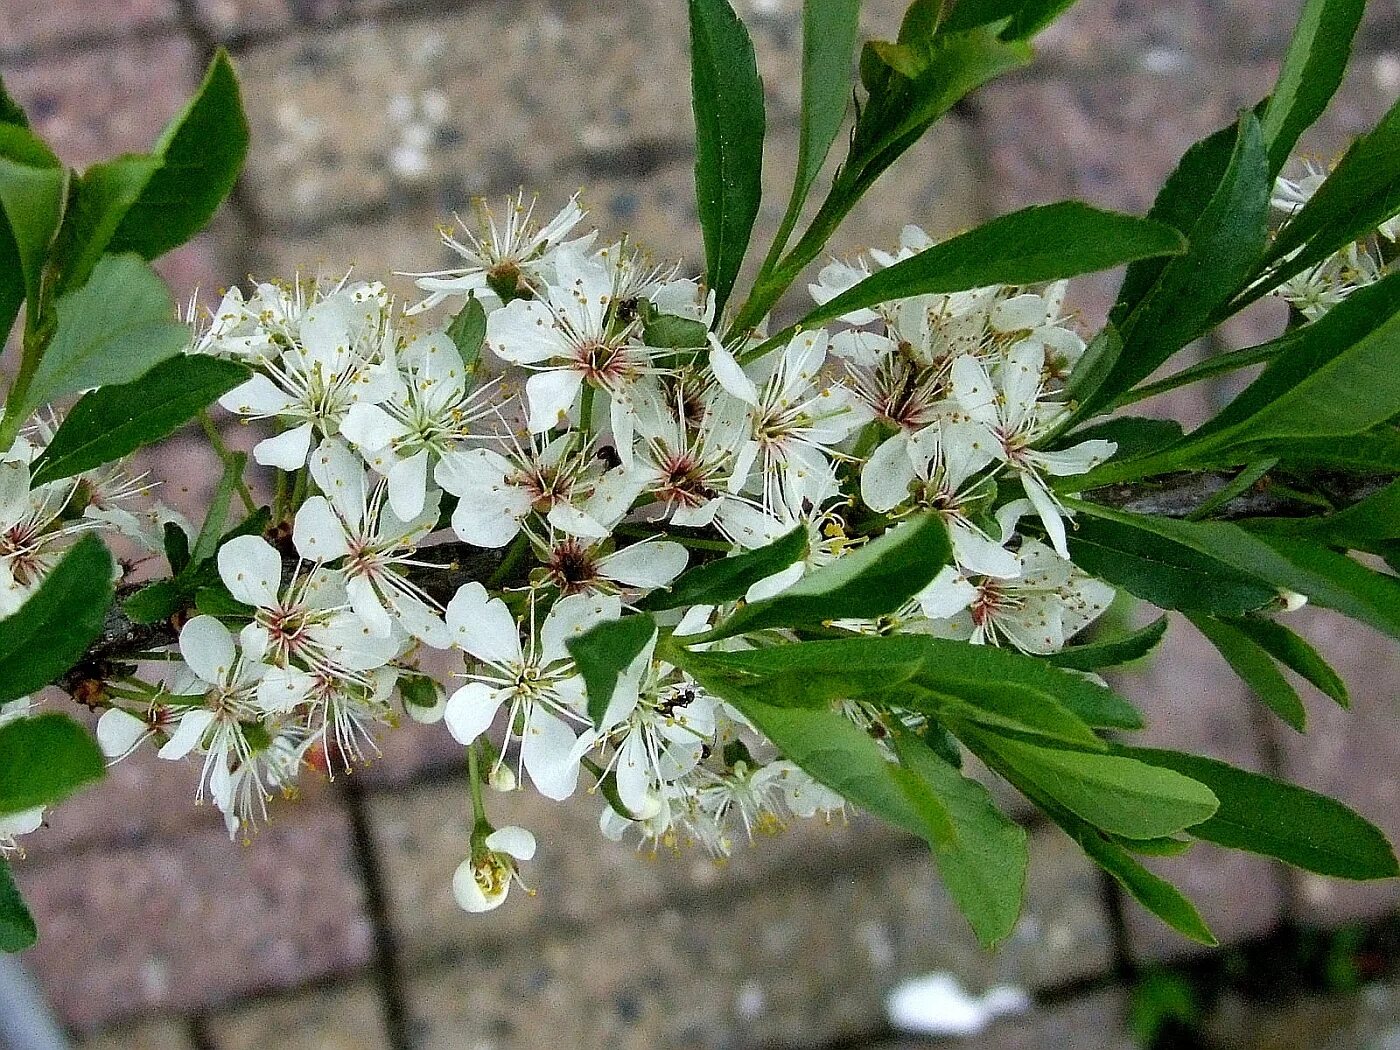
[
  {"left": 641, "top": 525, "right": 807, "bottom": 611},
  {"left": 979, "top": 734, "right": 1219, "bottom": 839},
  {"left": 707, "top": 514, "right": 951, "bottom": 639},
  {"left": 689, "top": 0, "right": 765, "bottom": 316},
  {"left": 445, "top": 294, "right": 486, "bottom": 375},
  {"left": 1047, "top": 615, "right": 1169, "bottom": 671},
  {"left": 915, "top": 671, "right": 1107, "bottom": 750},
  {"left": 21, "top": 254, "right": 189, "bottom": 417},
  {"left": 1188, "top": 613, "right": 1307, "bottom": 731},
  {"left": 1066, "top": 514, "right": 1278, "bottom": 616},
  {"left": 0, "top": 123, "right": 66, "bottom": 319},
  {"left": 1262, "top": 94, "right": 1400, "bottom": 276},
  {"left": 50, "top": 153, "right": 161, "bottom": 294},
  {"left": 1121, "top": 747, "right": 1399, "bottom": 880},
  {"left": 189, "top": 452, "right": 251, "bottom": 568},
  {"left": 0, "top": 534, "right": 114, "bottom": 701},
  {"left": 31, "top": 355, "right": 247, "bottom": 486},
  {"left": 1058, "top": 416, "right": 1185, "bottom": 463},
  {"left": 1089, "top": 115, "right": 1271, "bottom": 411},
  {"left": 0, "top": 856, "right": 36, "bottom": 952},
  {"left": 123, "top": 577, "right": 192, "bottom": 626},
  {"left": 1258, "top": 0, "right": 1366, "bottom": 172},
  {"left": 0, "top": 713, "right": 105, "bottom": 816},
  {"left": 1248, "top": 430, "right": 1400, "bottom": 473},
  {"left": 0, "top": 74, "right": 27, "bottom": 128},
  {"left": 801, "top": 203, "right": 1185, "bottom": 330},
  {"left": 790, "top": 0, "right": 861, "bottom": 211},
  {"left": 568, "top": 613, "right": 658, "bottom": 728},
  {"left": 893, "top": 733, "right": 1028, "bottom": 948},
  {"left": 1257, "top": 477, "right": 1400, "bottom": 557},
  {"left": 1221, "top": 615, "right": 1348, "bottom": 706},
  {"left": 108, "top": 50, "right": 249, "bottom": 260}
]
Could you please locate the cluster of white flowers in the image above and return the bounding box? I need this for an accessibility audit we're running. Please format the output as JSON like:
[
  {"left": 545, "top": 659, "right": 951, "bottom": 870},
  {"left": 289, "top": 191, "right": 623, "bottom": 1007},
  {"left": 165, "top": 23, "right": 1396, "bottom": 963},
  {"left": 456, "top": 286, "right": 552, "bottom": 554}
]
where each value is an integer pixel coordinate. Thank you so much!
[
  {"left": 21, "top": 191, "right": 1270, "bottom": 910},
  {"left": 1270, "top": 160, "right": 1397, "bottom": 319}
]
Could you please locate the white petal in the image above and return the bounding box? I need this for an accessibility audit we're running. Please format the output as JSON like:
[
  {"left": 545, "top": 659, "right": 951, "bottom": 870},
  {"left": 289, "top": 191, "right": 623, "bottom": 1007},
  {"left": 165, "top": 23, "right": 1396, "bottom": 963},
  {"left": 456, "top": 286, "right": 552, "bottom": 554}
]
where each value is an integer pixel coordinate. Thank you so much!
[
  {"left": 745, "top": 561, "right": 804, "bottom": 603},
  {"left": 521, "top": 707, "right": 581, "bottom": 800},
  {"left": 615, "top": 731, "right": 660, "bottom": 819},
  {"left": 917, "top": 566, "right": 979, "bottom": 620},
  {"left": 346, "top": 575, "right": 394, "bottom": 637},
  {"left": 254, "top": 423, "right": 313, "bottom": 470},
  {"left": 545, "top": 501, "right": 610, "bottom": 539},
  {"left": 950, "top": 522, "right": 1022, "bottom": 579},
  {"left": 486, "top": 299, "right": 568, "bottom": 364},
  {"left": 539, "top": 591, "right": 621, "bottom": 666},
  {"left": 444, "top": 582, "right": 523, "bottom": 666},
  {"left": 599, "top": 541, "right": 688, "bottom": 590},
  {"left": 1033, "top": 439, "right": 1117, "bottom": 478},
  {"left": 443, "top": 682, "right": 507, "bottom": 745},
  {"left": 341, "top": 402, "right": 409, "bottom": 452},
  {"left": 860, "top": 433, "right": 918, "bottom": 513},
  {"left": 179, "top": 615, "right": 237, "bottom": 685},
  {"left": 292, "top": 496, "right": 353, "bottom": 562},
  {"left": 309, "top": 439, "right": 368, "bottom": 524},
  {"left": 452, "top": 857, "right": 505, "bottom": 913},
  {"left": 219, "top": 373, "right": 295, "bottom": 416},
  {"left": 386, "top": 589, "right": 449, "bottom": 648},
  {"left": 387, "top": 449, "right": 430, "bottom": 520},
  {"left": 157, "top": 708, "right": 216, "bottom": 760},
  {"left": 708, "top": 342, "right": 759, "bottom": 405},
  {"left": 485, "top": 824, "right": 537, "bottom": 861},
  {"left": 217, "top": 535, "right": 283, "bottom": 609},
  {"left": 96, "top": 708, "right": 148, "bottom": 759},
  {"left": 950, "top": 355, "right": 999, "bottom": 427},
  {"left": 258, "top": 666, "right": 317, "bottom": 713},
  {"left": 525, "top": 369, "right": 585, "bottom": 433},
  {"left": 452, "top": 487, "right": 531, "bottom": 547},
  {"left": 1022, "top": 471, "right": 1069, "bottom": 558}
]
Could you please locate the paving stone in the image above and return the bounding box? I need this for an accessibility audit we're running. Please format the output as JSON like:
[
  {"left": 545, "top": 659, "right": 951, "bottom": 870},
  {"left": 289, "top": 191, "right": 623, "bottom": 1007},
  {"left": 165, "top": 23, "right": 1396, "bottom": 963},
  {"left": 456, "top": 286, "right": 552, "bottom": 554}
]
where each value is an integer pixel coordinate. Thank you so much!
[
  {"left": 1206, "top": 987, "right": 1371, "bottom": 1050},
  {"left": 1273, "top": 609, "right": 1400, "bottom": 927},
  {"left": 973, "top": 988, "right": 1136, "bottom": 1050},
  {"left": 976, "top": 66, "right": 1278, "bottom": 217},
  {"left": 15, "top": 803, "right": 374, "bottom": 1032},
  {"left": 76, "top": 1019, "right": 198, "bottom": 1050},
  {"left": 403, "top": 825, "right": 1108, "bottom": 1050},
  {"left": 207, "top": 978, "right": 388, "bottom": 1050},
  {"left": 0, "top": 0, "right": 179, "bottom": 56},
  {"left": 1111, "top": 616, "right": 1289, "bottom": 960},
  {"left": 0, "top": 37, "right": 200, "bottom": 170}
]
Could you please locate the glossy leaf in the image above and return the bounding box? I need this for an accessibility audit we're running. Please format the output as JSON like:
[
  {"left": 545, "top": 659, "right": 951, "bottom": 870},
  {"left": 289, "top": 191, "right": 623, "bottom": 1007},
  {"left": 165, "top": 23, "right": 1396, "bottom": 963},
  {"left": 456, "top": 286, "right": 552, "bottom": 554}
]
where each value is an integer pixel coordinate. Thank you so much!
[
  {"left": 689, "top": 0, "right": 765, "bottom": 316},
  {"left": 1122, "top": 747, "right": 1398, "bottom": 880},
  {"left": 641, "top": 525, "right": 807, "bottom": 611},
  {"left": 1047, "top": 615, "right": 1169, "bottom": 671},
  {"left": 31, "top": 355, "right": 247, "bottom": 485},
  {"left": 20, "top": 254, "right": 189, "bottom": 417},
  {"left": 706, "top": 514, "right": 951, "bottom": 640},
  {"left": 0, "top": 534, "right": 114, "bottom": 701},
  {"left": 1189, "top": 613, "right": 1307, "bottom": 731},
  {"left": 1259, "top": 0, "right": 1366, "bottom": 171},
  {"left": 1222, "top": 615, "right": 1348, "bottom": 706},
  {"left": 0, "top": 857, "right": 36, "bottom": 953},
  {"left": 893, "top": 733, "right": 1028, "bottom": 948},
  {"left": 978, "top": 734, "right": 1219, "bottom": 839},
  {"left": 568, "top": 613, "right": 658, "bottom": 727},
  {"left": 108, "top": 50, "right": 249, "bottom": 260},
  {"left": 801, "top": 203, "right": 1185, "bottom": 329},
  {"left": 1256, "top": 477, "right": 1400, "bottom": 556},
  {"left": 0, "top": 123, "right": 66, "bottom": 326},
  {"left": 51, "top": 153, "right": 162, "bottom": 295},
  {"left": 0, "top": 713, "right": 105, "bottom": 815},
  {"left": 789, "top": 0, "right": 861, "bottom": 214}
]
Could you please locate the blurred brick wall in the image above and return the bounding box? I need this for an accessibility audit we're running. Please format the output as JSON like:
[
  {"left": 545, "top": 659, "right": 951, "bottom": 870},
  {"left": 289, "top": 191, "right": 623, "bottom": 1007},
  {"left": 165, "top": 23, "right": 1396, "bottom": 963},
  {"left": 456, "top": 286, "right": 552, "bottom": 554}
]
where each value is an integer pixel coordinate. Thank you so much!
[{"left": 1, "top": 1, "right": 1399, "bottom": 1048}]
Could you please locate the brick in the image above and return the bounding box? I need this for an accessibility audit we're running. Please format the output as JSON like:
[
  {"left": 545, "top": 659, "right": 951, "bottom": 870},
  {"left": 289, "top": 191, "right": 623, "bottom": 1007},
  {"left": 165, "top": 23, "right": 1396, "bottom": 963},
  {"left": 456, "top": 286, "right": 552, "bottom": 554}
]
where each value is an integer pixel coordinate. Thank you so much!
[
  {"left": 1274, "top": 609, "right": 1400, "bottom": 927},
  {"left": 403, "top": 826, "right": 1108, "bottom": 1050},
  {"left": 0, "top": 38, "right": 199, "bottom": 170},
  {"left": 206, "top": 978, "right": 388, "bottom": 1050},
  {"left": 0, "top": 0, "right": 178, "bottom": 57},
  {"left": 15, "top": 803, "right": 373, "bottom": 1031},
  {"left": 76, "top": 1020, "right": 197, "bottom": 1050},
  {"left": 1111, "top": 618, "right": 1289, "bottom": 960}
]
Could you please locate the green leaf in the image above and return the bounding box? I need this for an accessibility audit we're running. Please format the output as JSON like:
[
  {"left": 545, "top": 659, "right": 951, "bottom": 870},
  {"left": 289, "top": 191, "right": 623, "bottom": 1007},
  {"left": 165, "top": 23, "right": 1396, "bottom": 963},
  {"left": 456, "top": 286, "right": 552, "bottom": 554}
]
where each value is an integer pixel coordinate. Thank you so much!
[
  {"left": 711, "top": 693, "right": 958, "bottom": 851},
  {"left": 789, "top": 0, "right": 861, "bottom": 214},
  {"left": 1066, "top": 513, "right": 1277, "bottom": 616},
  {"left": 567, "top": 613, "right": 658, "bottom": 727},
  {"left": 689, "top": 0, "right": 765, "bottom": 316},
  {"left": 941, "top": 0, "right": 1080, "bottom": 38},
  {"left": 1221, "top": 615, "right": 1348, "bottom": 707},
  {"left": 1058, "top": 416, "right": 1185, "bottom": 463},
  {"left": 0, "top": 123, "right": 66, "bottom": 322},
  {"left": 1188, "top": 613, "right": 1307, "bottom": 731},
  {"left": 0, "top": 713, "right": 105, "bottom": 816},
  {"left": 1121, "top": 747, "right": 1398, "bottom": 880},
  {"left": 189, "top": 452, "right": 252, "bottom": 568},
  {"left": 123, "top": 577, "right": 192, "bottom": 625},
  {"left": 640, "top": 525, "right": 807, "bottom": 611},
  {"left": 0, "top": 856, "right": 37, "bottom": 952},
  {"left": 1247, "top": 430, "right": 1400, "bottom": 473},
  {"left": 892, "top": 733, "right": 1028, "bottom": 948},
  {"left": 445, "top": 294, "right": 486, "bottom": 375},
  {"left": 19, "top": 254, "right": 189, "bottom": 417},
  {"left": 978, "top": 734, "right": 1219, "bottom": 839},
  {"left": 1047, "top": 615, "right": 1169, "bottom": 671},
  {"left": 1257, "top": 477, "right": 1400, "bottom": 557},
  {"left": 641, "top": 311, "right": 710, "bottom": 350},
  {"left": 108, "top": 50, "right": 249, "bottom": 260},
  {"left": 0, "top": 74, "right": 27, "bottom": 128},
  {"left": 0, "top": 534, "right": 114, "bottom": 701},
  {"left": 50, "top": 153, "right": 162, "bottom": 295},
  {"left": 1262, "top": 94, "right": 1400, "bottom": 278},
  {"left": 800, "top": 203, "right": 1186, "bottom": 330},
  {"left": 31, "top": 355, "right": 247, "bottom": 486},
  {"left": 1088, "top": 114, "right": 1271, "bottom": 411},
  {"left": 1258, "top": 0, "right": 1366, "bottom": 172},
  {"left": 706, "top": 514, "right": 951, "bottom": 640}
]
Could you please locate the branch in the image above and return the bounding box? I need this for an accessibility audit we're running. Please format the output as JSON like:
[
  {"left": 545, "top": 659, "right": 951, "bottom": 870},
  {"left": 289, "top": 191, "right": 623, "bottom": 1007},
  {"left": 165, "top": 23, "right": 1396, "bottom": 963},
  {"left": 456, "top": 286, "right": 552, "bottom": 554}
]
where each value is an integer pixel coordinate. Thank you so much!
[{"left": 59, "top": 468, "right": 1394, "bottom": 696}]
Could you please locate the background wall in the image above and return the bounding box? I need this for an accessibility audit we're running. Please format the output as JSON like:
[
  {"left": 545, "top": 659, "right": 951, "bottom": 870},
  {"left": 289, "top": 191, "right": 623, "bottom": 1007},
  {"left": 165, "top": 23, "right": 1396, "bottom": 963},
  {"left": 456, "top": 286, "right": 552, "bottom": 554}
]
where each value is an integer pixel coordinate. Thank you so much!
[{"left": 1, "top": 1, "right": 1399, "bottom": 1047}]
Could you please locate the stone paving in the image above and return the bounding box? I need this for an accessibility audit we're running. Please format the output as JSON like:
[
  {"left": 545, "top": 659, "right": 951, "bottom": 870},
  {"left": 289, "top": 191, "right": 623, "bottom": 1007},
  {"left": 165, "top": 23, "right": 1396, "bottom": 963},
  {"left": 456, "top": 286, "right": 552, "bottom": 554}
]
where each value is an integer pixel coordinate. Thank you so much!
[{"left": 2, "top": 0, "right": 1400, "bottom": 1047}]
